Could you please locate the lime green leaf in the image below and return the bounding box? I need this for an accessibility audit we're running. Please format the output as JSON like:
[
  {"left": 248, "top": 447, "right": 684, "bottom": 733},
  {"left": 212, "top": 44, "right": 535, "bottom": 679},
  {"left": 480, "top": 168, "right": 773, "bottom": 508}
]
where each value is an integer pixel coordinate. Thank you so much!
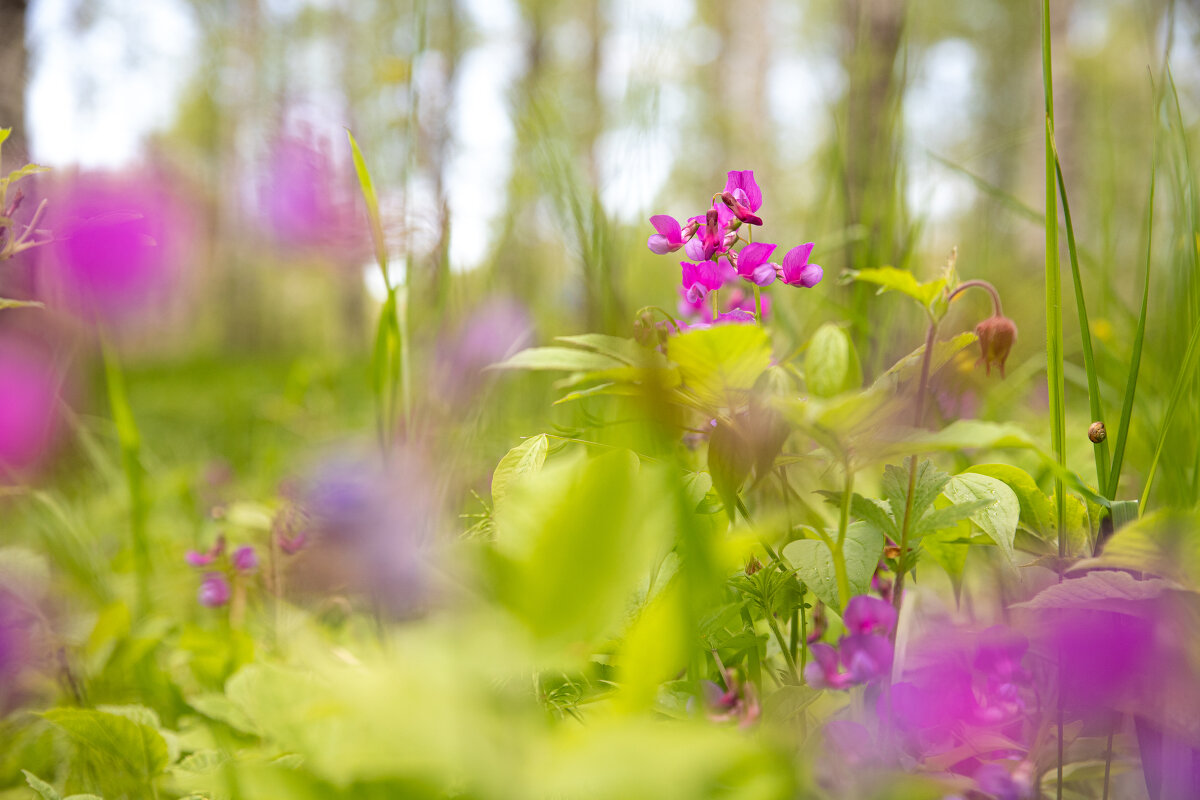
[
  {"left": 1072, "top": 509, "right": 1200, "bottom": 587},
  {"left": 922, "top": 523, "right": 971, "bottom": 596},
  {"left": 804, "top": 323, "right": 861, "bottom": 397},
  {"left": 0, "top": 128, "right": 10, "bottom": 145},
  {"left": 964, "top": 464, "right": 1054, "bottom": 541},
  {"left": 346, "top": 129, "right": 388, "bottom": 276},
  {"left": 7, "top": 163, "right": 50, "bottom": 184},
  {"left": 615, "top": 581, "right": 688, "bottom": 712},
  {"left": 668, "top": 325, "right": 772, "bottom": 408},
  {"left": 41, "top": 707, "right": 168, "bottom": 783},
  {"left": 554, "top": 334, "right": 645, "bottom": 365},
  {"left": 491, "top": 434, "right": 549, "bottom": 506},
  {"left": 915, "top": 500, "right": 992, "bottom": 538},
  {"left": 854, "top": 266, "right": 946, "bottom": 309},
  {"left": 491, "top": 346, "right": 624, "bottom": 373},
  {"left": 942, "top": 473, "right": 1019, "bottom": 561},
  {"left": 22, "top": 770, "right": 60, "bottom": 800},
  {"left": 782, "top": 522, "right": 884, "bottom": 609}
]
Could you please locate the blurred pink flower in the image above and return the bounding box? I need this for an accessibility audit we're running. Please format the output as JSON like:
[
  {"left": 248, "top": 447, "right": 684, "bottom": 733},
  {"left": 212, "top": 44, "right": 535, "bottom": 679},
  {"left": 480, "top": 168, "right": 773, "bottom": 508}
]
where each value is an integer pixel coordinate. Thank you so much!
[
  {"left": 232, "top": 545, "right": 259, "bottom": 573},
  {"left": 258, "top": 136, "right": 363, "bottom": 256},
  {"left": 434, "top": 297, "right": 532, "bottom": 405},
  {"left": 198, "top": 572, "right": 231, "bottom": 607},
  {"left": 0, "top": 337, "right": 61, "bottom": 476},
  {"left": 40, "top": 170, "right": 192, "bottom": 322}
]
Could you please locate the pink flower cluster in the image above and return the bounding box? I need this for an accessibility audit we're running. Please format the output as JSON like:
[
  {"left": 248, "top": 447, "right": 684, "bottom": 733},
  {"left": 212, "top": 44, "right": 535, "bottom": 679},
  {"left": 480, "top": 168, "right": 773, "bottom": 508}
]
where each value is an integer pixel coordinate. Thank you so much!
[
  {"left": 184, "top": 535, "right": 258, "bottom": 608},
  {"left": 804, "top": 595, "right": 896, "bottom": 689},
  {"left": 647, "top": 170, "right": 822, "bottom": 327}
]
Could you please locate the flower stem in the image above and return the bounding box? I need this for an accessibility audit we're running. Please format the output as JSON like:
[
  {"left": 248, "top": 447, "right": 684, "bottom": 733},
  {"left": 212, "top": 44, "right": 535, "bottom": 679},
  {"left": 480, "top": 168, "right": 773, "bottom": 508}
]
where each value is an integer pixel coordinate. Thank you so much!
[{"left": 753, "top": 285, "right": 763, "bottom": 323}]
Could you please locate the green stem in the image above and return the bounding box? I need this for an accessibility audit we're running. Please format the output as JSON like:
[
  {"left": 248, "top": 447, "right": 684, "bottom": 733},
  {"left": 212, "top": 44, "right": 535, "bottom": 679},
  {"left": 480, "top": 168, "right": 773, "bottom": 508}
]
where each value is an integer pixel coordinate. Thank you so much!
[
  {"left": 753, "top": 285, "right": 763, "bottom": 324},
  {"left": 833, "top": 462, "right": 854, "bottom": 608},
  {"left": 765, "top": 612, "right": 799, "bottom": 683},
  {"left": 99, "top": 330, "right": 149, "bottom": 614}
]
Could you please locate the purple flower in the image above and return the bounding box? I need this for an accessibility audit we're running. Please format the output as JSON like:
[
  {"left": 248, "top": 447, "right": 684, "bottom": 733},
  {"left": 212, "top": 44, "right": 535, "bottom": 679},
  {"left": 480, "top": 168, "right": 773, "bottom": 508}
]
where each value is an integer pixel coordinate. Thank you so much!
[
  {"left": 198, "top": 572, "right": 231, "bottom": 607},
  {"left": 0, "top": 337, "right": 61, "bottom": 476},
  {"left": 434, "top": 297, "right": 533, "bottom": 405},
  {"left": 681, "top": 259, "right": 736, "bottom": 304},
  {"left": 780, "top": 243, "right": 823, "bottom": 288},
  {"left": 647, "top": 214, "right": 687, "bottom": 255},
  {"left": 841, "top": 632, "right": 895, "bottom": 684},
  {"left": 232, "top": 546, "right": 258, "bottom": 573},
  {"left": 733, "top": 242, "right": 777, "bottom": 286},
  {"left": 720, "top": 170, "right": 764, "bottom": 226},
  {"left": 804, "top": 642, "right": 852, "bottom": 690},
  {"left": 843, "top": 595, "right": 897, "bottom": 637}
]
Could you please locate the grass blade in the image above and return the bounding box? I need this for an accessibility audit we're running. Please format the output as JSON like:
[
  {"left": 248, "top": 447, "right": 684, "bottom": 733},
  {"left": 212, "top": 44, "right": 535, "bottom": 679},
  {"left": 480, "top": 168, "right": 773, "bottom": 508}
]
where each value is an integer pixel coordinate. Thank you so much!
[
  {"left": 1046, "top": 123, "right": 1110, "bottom": 493},
  {"left": 1139, "top": 314, "right": 1200, "bottom": 512}
]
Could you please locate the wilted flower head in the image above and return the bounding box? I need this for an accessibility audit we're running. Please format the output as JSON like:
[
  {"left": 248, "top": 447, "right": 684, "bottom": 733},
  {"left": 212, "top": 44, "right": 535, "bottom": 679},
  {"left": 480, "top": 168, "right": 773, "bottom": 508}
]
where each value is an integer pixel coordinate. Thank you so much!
[
  {"left": 974, "top": 314, "right": 1017, "bottom": 377},
  {"left": 40, "top": 170, "right": 191, "bottom": 322},
  {"left": 0, "top": 336, "right": 61, "bottom": 477}
]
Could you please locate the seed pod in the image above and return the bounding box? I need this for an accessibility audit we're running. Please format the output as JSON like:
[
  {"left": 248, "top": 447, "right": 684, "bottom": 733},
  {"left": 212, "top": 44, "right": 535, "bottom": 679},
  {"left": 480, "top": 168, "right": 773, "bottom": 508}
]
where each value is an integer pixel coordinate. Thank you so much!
[{"left": 1088, "top": 421, "right": 1107, "bottom": 443}]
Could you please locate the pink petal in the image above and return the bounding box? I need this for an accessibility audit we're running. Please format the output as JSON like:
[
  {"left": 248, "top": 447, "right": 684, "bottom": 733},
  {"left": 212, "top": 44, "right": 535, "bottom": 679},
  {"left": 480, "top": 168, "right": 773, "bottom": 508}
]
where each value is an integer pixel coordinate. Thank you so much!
[
  {"left": 650, "top": 214, "right": 682, "bottom": 243},
  {"left": 648, "top": 233, "right": 674, "bottom": 255}
]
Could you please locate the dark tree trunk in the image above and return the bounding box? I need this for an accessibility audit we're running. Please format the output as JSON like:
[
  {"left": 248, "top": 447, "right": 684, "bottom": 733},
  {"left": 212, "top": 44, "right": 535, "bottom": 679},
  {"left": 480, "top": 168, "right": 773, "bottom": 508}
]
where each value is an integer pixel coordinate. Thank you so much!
[{"left": 0, "top": 0, "right": 29, "bottom": 170}]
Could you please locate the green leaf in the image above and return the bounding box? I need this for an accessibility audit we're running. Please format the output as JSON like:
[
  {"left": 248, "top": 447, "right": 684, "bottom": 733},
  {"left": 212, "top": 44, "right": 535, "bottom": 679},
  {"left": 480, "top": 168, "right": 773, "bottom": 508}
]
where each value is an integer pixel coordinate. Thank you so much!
[
  {"left": 667, "top": 325, "right": 772, "bottom": 408},
  {"left": 22, "top": 770, "right": 61, "bottom": 800},
  {"left": 40, "top": 708, "right": 168, "bottom": 784},
  {"left": 880, "top": 460, "right": 950, "bottom": 529},
  {"left": 491, "top": 346, "right": 625, "bottom": 373},
  {"left": 854, "top": 266, "right": 946, "bottom": 309},
  {"left": 491, "top": 434, "right": 549, "bottom": 506},
  {"left": 0, "top": 128, "right": 10, "bottom": 145},
  {"left": 346, "top": 129, "right": 388, "bottom": 277},
  {"left": 7, "top": 163, "right": 50, "bottom": 184},
  {"left": 1011, "top": 571, "right": 1173, "bottom": 615},
  {"left": 964, "top": 464, "right": 1054, "bottom": 541},
  {"left": 881, "top": 420, "right": 1039, "bottom": 458},
  {"left": 782, "top": 522, "right": 884, "bottom": 609},
  {"left": 1073, "top": 509, "right": 1200, "bottom": 587},
  {"left": 922, "top": 524, "right": 971, "bottom": 597},
  {"left": 804, "top": 323, "right": 861, "bottom": 397},
  {"left": 848, "top": 493, "right": 899, "bottom": 540},
  {"left": 942, "top": 474, "right": 1019, "bottom": 561},
  {"left": 707, "top": 420, "right": 753, "bottom": 520},
  {"left": 915, "top": 500, "right": 992, "bottom": 538},
  {"left": 553, "top": 334, "right": 644, "bottom": 365}
]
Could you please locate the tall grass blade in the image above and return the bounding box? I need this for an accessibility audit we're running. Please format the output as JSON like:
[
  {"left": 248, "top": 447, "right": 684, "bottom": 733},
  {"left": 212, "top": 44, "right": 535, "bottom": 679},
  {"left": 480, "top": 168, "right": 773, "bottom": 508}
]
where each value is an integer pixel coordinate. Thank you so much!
[{"left": 1046, "top": 123, "right": 1110, "bottom": 493}]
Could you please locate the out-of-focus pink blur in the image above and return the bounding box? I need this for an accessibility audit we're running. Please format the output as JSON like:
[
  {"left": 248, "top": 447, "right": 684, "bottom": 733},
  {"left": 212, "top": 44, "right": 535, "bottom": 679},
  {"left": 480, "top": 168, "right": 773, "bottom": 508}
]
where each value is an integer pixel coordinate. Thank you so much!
[{"left": 0, "top": 336, "right": 61, "bottom": 478}]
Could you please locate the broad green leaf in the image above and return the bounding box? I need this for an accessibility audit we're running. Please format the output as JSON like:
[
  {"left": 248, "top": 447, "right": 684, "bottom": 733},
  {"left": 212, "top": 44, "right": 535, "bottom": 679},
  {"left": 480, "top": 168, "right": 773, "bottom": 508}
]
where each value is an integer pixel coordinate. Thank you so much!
[
  {"left": 491, "top": 434, "right": 549, "bottom": 505},
  {"left": 615, "top": 581, "right": 688, "bottom": 712},
  {"left": 915, "top": 499, "right": 992, "bottom": 538},
  {"left": 880, "top": 460, "right": 950, "bottom": 529},
  {"left": 41, "top": 708, "right": 169, "bottom": 783},
  {"left": 854, "top": 266, "right": 946, "bottom": 309},
  {"left": 22, "top": 770, "right": 60, "bottom": 800},
  {"left": 964, "top": 464, "right": 1054, "bottom": 541},
  {"left": 942, "top": 474, "right": 1018, "bottom": 561},
  {"left": 1072, "top": 509, "right": 1200, "bottom": 587},
  {"left": 1010, "top": 571, "right": 1173, "bottom": 615},
  {"left": 881, "top": 420, "right": 1038, "bottom": 458},
  {"left": 491, "top": 346, "right": 624, "bottom": 373},
  {"left": 804, "top": 323, "right": 861, "bottom": 397},
  {"left": 782, "top": 522, "right": 884, "bottom": 610},
  {"left": 667, "top": 325, "right": 772, "bottom": 408},
  {"left": 848, "top": 493, "right": 899, "bottom": 540},
  {"left": 490, "top": 450, "right": 677, "bottom": 646},
  {"left": 922, "top": 523, "right": 971, "bottom": 597}
]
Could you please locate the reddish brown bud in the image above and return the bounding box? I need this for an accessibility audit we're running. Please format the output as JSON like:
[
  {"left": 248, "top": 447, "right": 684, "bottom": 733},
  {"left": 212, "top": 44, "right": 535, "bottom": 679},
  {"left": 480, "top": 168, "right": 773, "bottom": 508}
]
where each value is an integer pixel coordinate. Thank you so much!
[
  {"left": 745, "top": 555, "right": 763, "bottom": 575},
  {"left": 974, "top": 314, "right": 1018, "bottom": 378}
]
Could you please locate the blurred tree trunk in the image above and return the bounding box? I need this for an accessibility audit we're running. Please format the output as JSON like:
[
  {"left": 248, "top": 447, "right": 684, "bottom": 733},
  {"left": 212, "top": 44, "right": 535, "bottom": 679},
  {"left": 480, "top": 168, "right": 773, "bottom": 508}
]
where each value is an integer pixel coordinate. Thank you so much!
[
  {"left": 839, "top": 0, "right": 908, "bottom": 364},
  {"left": 0, "top": 0, "right": 28, "bottom": 169}
]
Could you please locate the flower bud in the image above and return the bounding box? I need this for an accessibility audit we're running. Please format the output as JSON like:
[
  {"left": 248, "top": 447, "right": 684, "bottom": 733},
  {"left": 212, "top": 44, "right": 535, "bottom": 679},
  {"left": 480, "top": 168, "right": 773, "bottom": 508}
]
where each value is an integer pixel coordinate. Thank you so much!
[{"left": 974, "top": 314, "right": 1018, "bottom": 378}]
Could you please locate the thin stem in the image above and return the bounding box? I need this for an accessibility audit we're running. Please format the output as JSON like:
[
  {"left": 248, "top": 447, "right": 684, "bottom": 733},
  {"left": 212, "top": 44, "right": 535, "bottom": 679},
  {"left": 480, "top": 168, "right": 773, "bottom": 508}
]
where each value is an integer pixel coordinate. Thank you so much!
[
  {"left": 711, "top": 289, "right": 719, "bottom": 322},
  {"left": 892, "top": 318, "right": 939, "bottom": 616},
  {"left": 765, "top": 611, "right": 799, "bottom": 683},
  {"left": 753, "top": 285, "right": 763, "bottom": 324},
  {"left": 947, "top": 279, "right": 1003, "bottom": 317}
]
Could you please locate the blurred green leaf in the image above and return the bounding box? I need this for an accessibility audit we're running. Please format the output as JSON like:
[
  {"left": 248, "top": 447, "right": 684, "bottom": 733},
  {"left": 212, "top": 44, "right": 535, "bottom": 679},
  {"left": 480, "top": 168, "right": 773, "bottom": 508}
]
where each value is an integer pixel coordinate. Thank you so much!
[
  {"left": 1072, "top": 509, "right": 1200, "bottom": 587},
  {"left": 804, "top": 323, "right": 861, "bottom": 397},
  {"left": 23, "top": 770, "right": 61, "bottom": 800},
  {"left": 0, "top": 546, "right": 50, "bottom": 602},
  {"left": 40, "top": 708, "right": 169, "bottom": 789},
  {"left": 491, "top": 433, "right": 549, "bottom": 506},
  {"left": 668, "top": 325, "right": 772, "bottom": 408},
  {"left": 1011, "top": 571, "right": 1173, "bottom": 614},
  {"left": 491, "top": 346, "right": 624, "bottom": 373},
  {"left": 854, "top": 266, "right": 946, "bottom": 310}
]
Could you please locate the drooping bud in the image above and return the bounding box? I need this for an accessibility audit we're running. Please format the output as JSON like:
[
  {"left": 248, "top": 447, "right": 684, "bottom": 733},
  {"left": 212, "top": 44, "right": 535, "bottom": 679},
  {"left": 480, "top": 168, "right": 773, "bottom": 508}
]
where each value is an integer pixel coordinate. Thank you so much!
[{"left": 974, "top": 314, "right": 1018, "bottom": 378}]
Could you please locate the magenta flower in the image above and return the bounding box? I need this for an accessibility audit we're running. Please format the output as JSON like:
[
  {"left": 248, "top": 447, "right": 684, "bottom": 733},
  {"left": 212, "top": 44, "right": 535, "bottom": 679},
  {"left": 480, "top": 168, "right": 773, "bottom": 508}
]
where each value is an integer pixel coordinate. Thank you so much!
[
  {"left": 843, "top": 595, "right": 897, "bottom": 637},
  {"left": 41, "top": 171, "right": 191, "bottom": 322},
  {"left": 780, "top": 243, "right": 823, "bottom": 288},
  {"left": 804, "top": 642, "right": 853, "bottom": 690},
  {"left": 198, "top": 572, "right": 231, "bottom": 607},
  {"left": 0, "top": 338, "right": 61, "bottom": 476},
  {"left": 733, "top": 242, "right": 777, "bottom": 286},
  {"left": 232, "top": 545, "right": 258, "bottom": 573},
  {"left": 681, "top": 258, "right": 736, "bottom": 304},
  {"left": 720, "top": 170, "right": 764, "bottom": 226},
  {"left": 258, "top": 137, "right": 366, "bottom": 258},
  {"left": 684, "top": 205, "right": 735, "bottom": 262},
  {"left": 185, "top": 535, "right": 226, "bottom": 568},
  {"left": 646, "top": 214, "right": 688, "bottom": 255}
]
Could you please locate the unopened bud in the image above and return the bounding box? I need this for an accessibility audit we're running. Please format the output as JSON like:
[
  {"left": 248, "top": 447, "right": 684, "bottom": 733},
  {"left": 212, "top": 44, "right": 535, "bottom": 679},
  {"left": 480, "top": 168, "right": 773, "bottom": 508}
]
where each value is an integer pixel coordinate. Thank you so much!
[
  {"left": 745, "top": 555, "right": 763, "bottom": 575},
  {"left": 1088, "top": 421, "right": 1107, "bottom": 443},
  {"left": 682, "top": 219, "right": 700, "bottom": 240},
  {"left": 884, "top": 545, "right": 902, "bottom": 560},
  {"left": 974, "top": 314, "right": 1018, "bottom": 378}
]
